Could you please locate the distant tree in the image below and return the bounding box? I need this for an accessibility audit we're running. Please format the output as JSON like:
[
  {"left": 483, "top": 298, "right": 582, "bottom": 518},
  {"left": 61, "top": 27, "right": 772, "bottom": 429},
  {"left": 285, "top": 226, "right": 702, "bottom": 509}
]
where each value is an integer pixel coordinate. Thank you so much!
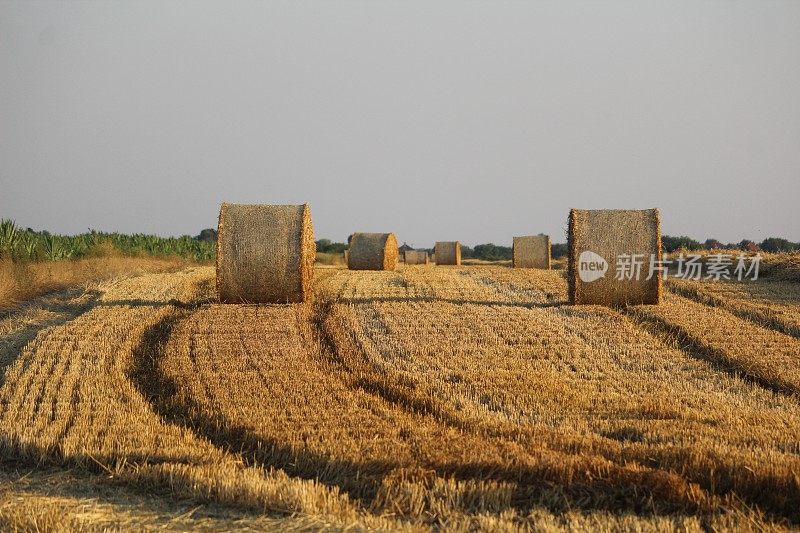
[
  {"left": 738, "top": 240, "right": 761, "bottom": 252},
  {"left": 195, "top": 228, "right": 217, "bottom": 242},
  {"left": 760, "top": 237, "right": 798, "bottom": 253},
  {"left": 551, "top": 243, "right": 568, "bottom": 259},
  {"left": 315, "top": 239, "right": 347, "bottom": 253},
  {"left": 704, "top": 238, "right": 723, "bottom": 250},
  {"left": 661, "top": 235, "right": 702, "bottom": 253},
  {"left": 472, "top": 243, "right": 512, "bottom": 261}
]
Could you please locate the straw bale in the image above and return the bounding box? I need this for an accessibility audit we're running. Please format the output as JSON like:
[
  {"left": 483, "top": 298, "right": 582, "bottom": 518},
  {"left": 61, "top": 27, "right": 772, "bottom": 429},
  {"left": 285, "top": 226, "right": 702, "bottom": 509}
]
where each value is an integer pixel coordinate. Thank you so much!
[
  {"left": 404, "top": 250, "right": 429, "bottom": 265},
  {"left": 567, "top": 208, "right": 661, "bottom": 305},
  {"left": 348, "top": 233, "right": 398, "bottom": 270},
  {"left": 435, "top": 241, "right": 461, "bottom": 266},
  {"left": 216, "top": 203, "right": 314, "bottom": 303},
  {"left": 512, "top": 235, "right": 551, "bottom": 269}
]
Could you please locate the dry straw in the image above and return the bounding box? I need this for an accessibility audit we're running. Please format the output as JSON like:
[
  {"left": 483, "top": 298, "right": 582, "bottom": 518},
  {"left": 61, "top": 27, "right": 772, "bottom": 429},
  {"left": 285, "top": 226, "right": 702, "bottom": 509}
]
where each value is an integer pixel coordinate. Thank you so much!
[
  {"left": 512, "top": 235, "right": 551, "bottom": 269},
  {"left": 568, "top": 208, "right": 661, "bottom": 306},
  {"left": 404, "top": 250, "right": 429, "bottom": 265},
  {"left": 216, "top": 203, "right": 315, "bottom": 303},
  {"left": 435, "top": 242, "right": 461, "bottom": 266},
  {"left": 347, "top": 233, "right": 398, "bottom": 270}
]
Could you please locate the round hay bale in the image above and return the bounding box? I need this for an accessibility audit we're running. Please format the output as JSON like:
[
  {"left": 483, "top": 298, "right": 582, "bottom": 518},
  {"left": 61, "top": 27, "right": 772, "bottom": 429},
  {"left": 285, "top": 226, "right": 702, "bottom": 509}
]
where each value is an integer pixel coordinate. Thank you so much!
[
  {"left": 435, "top": 241, "right": 461, "bottom": 266},
  {"left": 347, "top": 233, "right": 398, "bottom": 270},
  {"left": 404, "top": 250, "right": 429, "bottom": 265},
  {"left": 567, "top": 208, "right": 661, "bottom": 306},
  {"left": 216, "top": 203, "right": 315, "bottom": 303},
  {"left": 513, "top": 235, "right": 551, "bottom": 269}
]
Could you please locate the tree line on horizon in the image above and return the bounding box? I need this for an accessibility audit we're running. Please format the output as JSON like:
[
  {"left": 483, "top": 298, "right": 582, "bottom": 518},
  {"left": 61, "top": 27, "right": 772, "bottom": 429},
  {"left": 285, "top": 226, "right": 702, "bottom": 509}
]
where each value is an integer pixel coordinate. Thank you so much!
[
  {"left": 2, "top": 220, "right": 797, "bottom": 264},
  {"left": 315, "top": 235, "right": 799, "bottom": 261}
]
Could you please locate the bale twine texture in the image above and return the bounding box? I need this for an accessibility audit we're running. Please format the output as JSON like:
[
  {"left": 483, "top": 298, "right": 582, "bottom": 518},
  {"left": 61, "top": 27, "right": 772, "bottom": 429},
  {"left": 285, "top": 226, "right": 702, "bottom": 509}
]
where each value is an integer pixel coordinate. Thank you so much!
[
  {"left": 404, "top": 250, "right": 429, "bottom": 265},
  {"left": 568, "top": 208, "right": 661, "bottom": 306},
  {"left": 347, "top": 233, "right": 398, "bottom": 270},
  {"left": 435, "top": 241, "right": 461, "bottom": 266},
  {"left": 216, "top": 203, "right": 315, "bottom": 303},
  {"left": 513, "top": 235, "right": 551, "bottom": 269}
]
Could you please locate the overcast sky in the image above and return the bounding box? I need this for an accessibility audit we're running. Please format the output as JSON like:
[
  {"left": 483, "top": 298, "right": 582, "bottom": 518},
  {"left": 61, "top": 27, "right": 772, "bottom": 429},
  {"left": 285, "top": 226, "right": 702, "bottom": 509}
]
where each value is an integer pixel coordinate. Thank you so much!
[{"left": 1, "top": 1, "right": 798, "bottom": 246}]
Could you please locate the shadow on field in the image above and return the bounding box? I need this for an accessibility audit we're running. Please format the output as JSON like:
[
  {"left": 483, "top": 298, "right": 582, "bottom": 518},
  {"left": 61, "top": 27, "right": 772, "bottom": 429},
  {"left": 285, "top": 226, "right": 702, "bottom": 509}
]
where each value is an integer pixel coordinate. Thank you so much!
[
  {"left": 96, "top": 298, "right": 214, "bottom": 309},
  {"left": 0, "top": 297, "right": 212, "bottom": 385},
  {"left": 4, "top": 272, "right": 798, "bottom": 523},
  {"left": 127, "top": 309, "right": 721, "bottom": 519},
  {"left": 626, "top": 308, "right": 799, "bottom": 397},
  {"left": 666, "top": 281, "right": 800, "bottom": 340},
  {"left": 128, "top": 310, "right": 397, "bottom": 503},
  {"left": 461, "top": 271, "right": 569, "bottom": 306},
  {"left": 0, "top": 289, "right": 101, "bottom": 383},
  {"left": 321, "top": 301, "right": 800, "bottom": 523},
  {"left": 332, "top": 295, "right": 564, "bottom": 308},
  {"left": 0, "top": 460, "right": 275, "bottom": 528},
  {"left": 1, "top": 274, "right": 214, "bottom": 385}
]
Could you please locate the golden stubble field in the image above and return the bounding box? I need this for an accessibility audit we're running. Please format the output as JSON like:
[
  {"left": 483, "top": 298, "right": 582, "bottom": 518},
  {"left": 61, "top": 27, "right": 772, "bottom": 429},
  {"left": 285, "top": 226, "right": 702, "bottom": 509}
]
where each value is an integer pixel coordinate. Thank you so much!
[{"left": 1, "top": 262, "right": 799, "bottom": 531}]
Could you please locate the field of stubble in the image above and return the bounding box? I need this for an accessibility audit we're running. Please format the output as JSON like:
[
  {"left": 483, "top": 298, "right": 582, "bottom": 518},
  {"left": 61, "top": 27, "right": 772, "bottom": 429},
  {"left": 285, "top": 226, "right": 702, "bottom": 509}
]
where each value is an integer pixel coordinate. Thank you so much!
[{"left": 1, "top": 263, "right": 799, "bottom": 531}]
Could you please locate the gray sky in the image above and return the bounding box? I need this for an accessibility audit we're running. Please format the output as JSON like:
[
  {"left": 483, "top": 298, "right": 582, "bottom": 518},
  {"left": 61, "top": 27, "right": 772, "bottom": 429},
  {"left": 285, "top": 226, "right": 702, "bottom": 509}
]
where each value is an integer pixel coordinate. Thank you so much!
[{"left": 1, "top": 1, "right": 798, "bottom": 246}]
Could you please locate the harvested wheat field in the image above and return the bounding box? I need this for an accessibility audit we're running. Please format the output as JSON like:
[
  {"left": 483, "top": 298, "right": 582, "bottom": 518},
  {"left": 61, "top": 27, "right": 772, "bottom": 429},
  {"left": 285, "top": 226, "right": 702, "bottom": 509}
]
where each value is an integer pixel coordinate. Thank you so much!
[{"left": 1, "top": 261, "right": 799, "bottom": 530}]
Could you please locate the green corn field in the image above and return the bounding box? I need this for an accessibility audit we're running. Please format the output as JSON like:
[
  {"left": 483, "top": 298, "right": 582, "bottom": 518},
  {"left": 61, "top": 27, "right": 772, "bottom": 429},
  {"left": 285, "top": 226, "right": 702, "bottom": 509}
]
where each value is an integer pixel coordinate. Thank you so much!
[{"left": 0, "top": 218, "right": 215, "bottom": 262}]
